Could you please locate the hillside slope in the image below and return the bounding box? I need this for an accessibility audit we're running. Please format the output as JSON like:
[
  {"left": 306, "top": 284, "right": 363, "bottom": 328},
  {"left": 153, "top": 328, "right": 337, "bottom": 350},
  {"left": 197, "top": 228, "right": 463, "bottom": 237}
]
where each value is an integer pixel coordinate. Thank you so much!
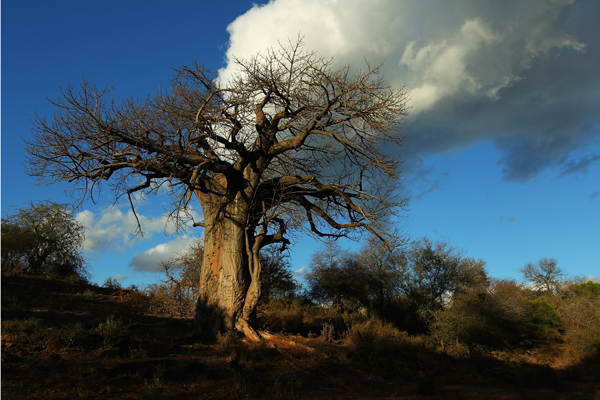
[{"left": 2, "top": 272, "right": 599, "bottom": 399}]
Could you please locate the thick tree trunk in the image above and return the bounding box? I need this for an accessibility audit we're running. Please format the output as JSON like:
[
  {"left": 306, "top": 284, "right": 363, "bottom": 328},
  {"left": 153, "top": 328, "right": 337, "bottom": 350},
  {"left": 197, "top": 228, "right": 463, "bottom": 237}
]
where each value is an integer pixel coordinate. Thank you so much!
[{"left": 194, "top": 191, "right": 262, "bottom": 339}]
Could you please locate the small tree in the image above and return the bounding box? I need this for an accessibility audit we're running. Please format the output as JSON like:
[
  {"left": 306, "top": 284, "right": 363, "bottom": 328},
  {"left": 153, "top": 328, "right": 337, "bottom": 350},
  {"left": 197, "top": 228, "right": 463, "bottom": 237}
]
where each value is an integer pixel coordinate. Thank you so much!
[
  {"left": 355, "top": 236, "right": 405, "bottom": 316},
  {"left": 146, "top": 239, "right": 204, "bottom": 318},
  {"left": 259, "top": 247, "right": 298, "bottom": 302},
  {"left": 520, "top": 257, "right": 565, "bottom": 293},
  {"left": 1, "top": 201, "right": 89, "bottom": 281},
  {"left": 25, "top": 40, "right": 409, "bottom": 338},
  {"left": 103, "top": 277, "right": 123, "bottom": 290},
  {"left": 400, "top": 238, "right": 488, "bottom": 314},
  {"left": 529, "top": 298, "right": 561, "bottom": 332},
  {"left": 305, "top": 242, "right": 370, "bottom": 310}
]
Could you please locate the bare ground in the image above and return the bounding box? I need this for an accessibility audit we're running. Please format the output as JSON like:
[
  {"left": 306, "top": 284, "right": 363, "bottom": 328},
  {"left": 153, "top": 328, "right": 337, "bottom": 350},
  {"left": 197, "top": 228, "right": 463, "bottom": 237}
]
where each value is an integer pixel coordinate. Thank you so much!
[{"left": 2, "top": 273, "right": 599, "bottom": 399}]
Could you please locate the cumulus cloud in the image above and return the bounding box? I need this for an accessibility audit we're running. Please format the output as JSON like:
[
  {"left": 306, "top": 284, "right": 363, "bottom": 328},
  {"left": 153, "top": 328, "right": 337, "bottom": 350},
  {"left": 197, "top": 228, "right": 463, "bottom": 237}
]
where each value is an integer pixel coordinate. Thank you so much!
[
  {"left": 293, "top": 266, "right": 308, "bottom": 277},
  {"left": 400, "top": 18, "right": 503, "bottom": 112},
  {"left": 75, "top": 207, "right": 171, "bottom": 253},
  {"left": 221, "top": 0, "right": 600, "bottom": 182},
  {"left": 128, "top": 236, "right": 197, "bottom": 273}
]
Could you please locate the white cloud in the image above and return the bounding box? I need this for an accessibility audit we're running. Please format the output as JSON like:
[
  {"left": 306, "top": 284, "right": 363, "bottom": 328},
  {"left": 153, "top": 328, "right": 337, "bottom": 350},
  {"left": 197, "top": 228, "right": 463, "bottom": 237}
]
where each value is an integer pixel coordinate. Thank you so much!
[
  {"left": 128, "top": 236, "right": 196, "bottom": 273},
  {"left": 220, "top": 0, "right": 412, "bottom": 84},
  {"left": 111, "top": 274, "right": 127, "bottom": 281},
  {"left": 400, "top": 18, "right": 503, "bottom": 112},
  {"left": 221, "top": 0, "right": 598, "bottom": 182},
  {"left": 222, "top": 0, "right": 583, "bottom": 110},
  {"left": 293, "top": 266, "right": 308, "bottom": 277},
  {"left": 75, "top": 207, "right": 170, "bottom": 253}
]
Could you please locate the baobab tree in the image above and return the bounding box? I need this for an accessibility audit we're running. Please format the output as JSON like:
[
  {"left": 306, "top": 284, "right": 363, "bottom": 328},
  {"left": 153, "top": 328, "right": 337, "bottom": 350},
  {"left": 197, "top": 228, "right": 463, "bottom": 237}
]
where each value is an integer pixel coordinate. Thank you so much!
[{"left": 25, "top": 40, "right": 409, "bottom": 339}]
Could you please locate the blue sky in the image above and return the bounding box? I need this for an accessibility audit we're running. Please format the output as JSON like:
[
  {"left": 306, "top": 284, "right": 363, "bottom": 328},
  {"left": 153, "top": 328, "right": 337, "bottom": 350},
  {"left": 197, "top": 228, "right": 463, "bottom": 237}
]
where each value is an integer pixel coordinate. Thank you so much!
[{"left": 2, "top": 0, "right": 599, "bottom": 287}]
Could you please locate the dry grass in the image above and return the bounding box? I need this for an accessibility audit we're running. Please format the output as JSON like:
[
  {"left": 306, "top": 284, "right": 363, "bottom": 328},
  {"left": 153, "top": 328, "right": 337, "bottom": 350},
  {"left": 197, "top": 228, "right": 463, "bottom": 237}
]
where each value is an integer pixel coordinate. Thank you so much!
[{"left": 2, "top": 272, "right": 599, "bottom": 399}]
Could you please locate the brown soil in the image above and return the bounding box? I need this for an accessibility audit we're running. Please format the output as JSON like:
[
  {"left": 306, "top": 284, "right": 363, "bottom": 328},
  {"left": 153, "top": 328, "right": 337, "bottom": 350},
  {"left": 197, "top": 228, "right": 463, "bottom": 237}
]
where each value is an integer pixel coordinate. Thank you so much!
[{"left": 2, "top": 273, "right": 599, "bottom": 399}]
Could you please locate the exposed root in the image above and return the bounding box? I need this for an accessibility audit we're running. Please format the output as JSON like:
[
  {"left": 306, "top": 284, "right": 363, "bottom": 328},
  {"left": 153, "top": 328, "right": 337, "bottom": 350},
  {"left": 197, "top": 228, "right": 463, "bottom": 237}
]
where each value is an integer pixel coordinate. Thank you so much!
[
  {"left": 235, "top": 320, "right": 316, "bottom": 356},
  {"left": 258, "top": 331, "right": 315, "bottom": 354},
  {"left": 235, "top": 318, "right": 263, "bottom": 342}
]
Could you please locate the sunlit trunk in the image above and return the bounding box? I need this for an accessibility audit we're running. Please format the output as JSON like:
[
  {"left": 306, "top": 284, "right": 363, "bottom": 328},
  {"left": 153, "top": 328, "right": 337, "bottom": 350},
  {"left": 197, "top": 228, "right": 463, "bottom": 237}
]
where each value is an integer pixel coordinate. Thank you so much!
[{"left": 194, "top": 191, "right": 262, "bottom": 339}]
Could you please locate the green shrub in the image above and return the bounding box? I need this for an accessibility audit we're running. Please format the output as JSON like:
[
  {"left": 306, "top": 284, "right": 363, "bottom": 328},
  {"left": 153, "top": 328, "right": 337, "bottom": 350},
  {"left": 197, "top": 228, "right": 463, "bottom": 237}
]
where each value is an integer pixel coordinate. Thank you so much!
[
  {"left": 433, "top": 291, "right": 504, "bottom": 354},
  {"left": 94, "top": 315, "right": 128, "bottom": 349},
  {"left": 528, "top": 298, "right": 560, "bottom": 332},
  {"left": 1, "top": 317, "right": 45, "bottom": 334},
  {"left": 57, "top": 322, "right": 88, "bottom": 348},
  {"left": 572, "top": 281, "right": 600, "bottom": 298},
  {"left": 0, "top": 318, "right": 84, "bottom": 347},
  {"left": 2, "top": 317, "right": 50, "bottom": 346}
]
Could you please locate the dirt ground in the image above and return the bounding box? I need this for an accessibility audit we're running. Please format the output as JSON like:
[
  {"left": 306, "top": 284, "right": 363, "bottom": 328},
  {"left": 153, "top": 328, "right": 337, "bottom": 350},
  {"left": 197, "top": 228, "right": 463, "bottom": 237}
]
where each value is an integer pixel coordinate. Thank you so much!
[{"left": 2, "top": 273, "right": 599, "bottom": 399}]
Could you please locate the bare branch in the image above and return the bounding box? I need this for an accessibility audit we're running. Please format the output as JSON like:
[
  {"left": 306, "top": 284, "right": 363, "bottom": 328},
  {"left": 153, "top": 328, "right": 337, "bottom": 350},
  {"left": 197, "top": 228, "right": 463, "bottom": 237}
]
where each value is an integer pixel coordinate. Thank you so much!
[{"left": 25, "top": 39, "right": 410, "bottom": 335}]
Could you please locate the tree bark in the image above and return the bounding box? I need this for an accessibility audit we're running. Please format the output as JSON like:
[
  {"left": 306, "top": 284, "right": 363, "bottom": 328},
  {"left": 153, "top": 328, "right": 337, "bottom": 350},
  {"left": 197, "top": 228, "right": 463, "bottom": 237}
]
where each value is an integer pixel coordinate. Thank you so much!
[{"left": 194, "top": 189, "right": 263, "bottom": 339}]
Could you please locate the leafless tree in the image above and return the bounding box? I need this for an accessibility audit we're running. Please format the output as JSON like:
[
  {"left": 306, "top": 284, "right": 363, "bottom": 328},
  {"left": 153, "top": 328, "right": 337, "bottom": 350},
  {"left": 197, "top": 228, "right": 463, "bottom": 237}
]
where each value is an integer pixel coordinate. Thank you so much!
[
  {"left": 25, "top": 40, "right": 409, "bottom": 339},
  {"left": 520, "top": 257, "right": 565, "bottom": 293}
]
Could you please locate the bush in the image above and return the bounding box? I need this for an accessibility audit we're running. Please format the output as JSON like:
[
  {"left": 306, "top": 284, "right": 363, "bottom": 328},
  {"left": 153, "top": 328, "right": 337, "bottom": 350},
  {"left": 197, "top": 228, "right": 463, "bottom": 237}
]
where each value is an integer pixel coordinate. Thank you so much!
[
  {"left": 433, "top": 291, "right": 503, "bottom": 355},
  {"left": 260, "top": 298, "right": 345, "bottom": 336},
  {"left": 144, "top": 239, "right": 202, "bottom": 319},
  {"left": 572, "top": 280, "right": 600, "bottom": 298},
  {"left": 1, "top": 317, "right": 45, "bottom": 335},
  {"left": 1, "top": 201, "right": 90, "bottom": 281},
  {"left": 145, "top": 282, "right": 196, "bottom": 319},
  {"left": 529, "top": 298, "right": 560, "bottom": 332},
  {"left": 94, "top": 315, "right": 129, "bottom": 350},
  {"left": 344, "top": 318, "right": 404, "bottom": 347},
  {"left": 0, "top": 318, "right": 89, "bottom": 349},
  {"left": 52, "top": 322, "right": 89, "bottom": 349},
  {"left": 216, "top": 331, "right": 239, "bottom": 353},
  {"left": 305, "top": 242, "right": 367, "bottom": 310},
  {"left": 433, "top": 280, "right": 535, "bottom": 355},
  {"left": 559, "top": 294, "right": 600, "bottom": 358},
  {"left": 259, "top": 247, "right": 299, "bottom": 303},
  {"left": 102, "top": 277, "right": 123, "bottom": 290},
  {"left": 343, "top": 317, "right": 437, "bottom": 377}
]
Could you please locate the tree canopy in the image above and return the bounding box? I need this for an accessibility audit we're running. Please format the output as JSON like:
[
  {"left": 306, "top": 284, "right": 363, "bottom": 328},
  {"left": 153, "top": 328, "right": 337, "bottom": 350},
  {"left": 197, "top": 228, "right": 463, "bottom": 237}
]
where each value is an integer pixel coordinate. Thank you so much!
[
  {"left": 24, "top": 40, "right": 409, "bottom": 337},
  {"left": 401, "top": 238, "right": 488, "bottom": 313},
  {"left": 259, "top": 247, "right": 298, "bottom": 302},
  {"left": 520, "top": 258, "right": 565, "bottom": 293},
  {"left": 1, "top": 201, "right": 89, "bottom": 281}
]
